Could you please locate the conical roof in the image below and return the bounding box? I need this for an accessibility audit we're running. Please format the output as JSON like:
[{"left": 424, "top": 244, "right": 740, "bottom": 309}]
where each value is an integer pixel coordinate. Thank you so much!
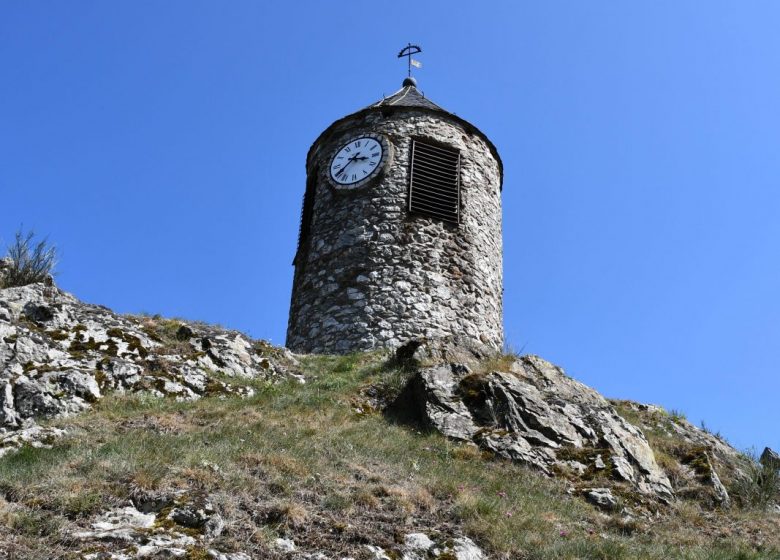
[{"left": 368, "top": 79, "right": 448, "bottom": 112}]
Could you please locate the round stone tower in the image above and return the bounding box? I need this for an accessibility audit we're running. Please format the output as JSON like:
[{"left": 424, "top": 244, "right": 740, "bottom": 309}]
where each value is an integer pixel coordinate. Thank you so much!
[{"left": 286, "top": 78, "right": 503, "bottom": 354}]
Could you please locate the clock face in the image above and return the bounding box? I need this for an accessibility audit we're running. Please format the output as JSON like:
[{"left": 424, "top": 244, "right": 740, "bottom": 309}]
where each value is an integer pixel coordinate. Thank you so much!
[{"left": 329, "top": 136, "right": 384, "bottom": 187}]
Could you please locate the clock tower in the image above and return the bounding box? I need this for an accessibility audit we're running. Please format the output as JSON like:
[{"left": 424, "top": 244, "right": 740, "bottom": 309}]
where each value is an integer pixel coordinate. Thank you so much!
[{"left": 286, "top": 76, "right": 504, "bottom": 354}]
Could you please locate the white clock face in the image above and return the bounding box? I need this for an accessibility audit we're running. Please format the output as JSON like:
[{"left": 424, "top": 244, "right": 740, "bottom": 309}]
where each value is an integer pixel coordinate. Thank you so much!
[{"left": 329, "top": 136, "right": 384, "bottom": 186}]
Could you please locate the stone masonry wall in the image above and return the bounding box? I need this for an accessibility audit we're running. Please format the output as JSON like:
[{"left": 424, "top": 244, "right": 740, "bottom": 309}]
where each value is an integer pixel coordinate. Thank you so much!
[{"left": 286, "top": 109, "right": 503, "bottom": 354}]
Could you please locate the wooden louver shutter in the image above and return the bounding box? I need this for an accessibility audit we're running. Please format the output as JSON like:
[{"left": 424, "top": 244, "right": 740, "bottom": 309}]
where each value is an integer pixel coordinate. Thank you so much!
[{"left": 408, "top": 140, "right": 461, "bottom": 225}]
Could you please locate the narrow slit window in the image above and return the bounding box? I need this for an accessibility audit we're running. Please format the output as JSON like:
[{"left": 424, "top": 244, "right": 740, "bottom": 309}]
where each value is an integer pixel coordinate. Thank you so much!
[{"left": 408, "top": 140, "right": 461, "bottom": 225}]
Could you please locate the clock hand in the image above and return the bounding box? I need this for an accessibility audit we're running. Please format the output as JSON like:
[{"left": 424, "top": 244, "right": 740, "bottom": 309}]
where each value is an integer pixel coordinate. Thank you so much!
[{"left": 335, "top": 153, "right": 360, "bottom": 176}]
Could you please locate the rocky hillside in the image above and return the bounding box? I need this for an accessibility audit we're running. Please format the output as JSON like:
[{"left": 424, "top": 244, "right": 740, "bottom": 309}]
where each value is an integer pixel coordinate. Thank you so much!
[
  {"left": 1, "top": 282, "right": 778, "bottom": 559},
  {"left": 0, "top": 282, "right": 301, "bottom": 456}
]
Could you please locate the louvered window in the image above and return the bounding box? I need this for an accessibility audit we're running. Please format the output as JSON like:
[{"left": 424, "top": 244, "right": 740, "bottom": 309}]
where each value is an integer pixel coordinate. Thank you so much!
[{"left": 408, "top": 140, "right": 461, "bottom": 225}]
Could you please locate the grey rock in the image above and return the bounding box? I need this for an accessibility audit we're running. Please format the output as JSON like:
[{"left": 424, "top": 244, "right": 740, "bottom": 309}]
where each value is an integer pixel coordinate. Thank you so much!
[
  {"left": 168, "top": 501, "right": 224, "bottom": 539},
  {"left": 74, "top": 506, "right": 156, "bottom": 542},
  {"left": 612, "top": 399, "right": 745, "bottom": 508},
  {"left": 447, "top": 537, "right": 486, "bottom": 560},
  {"left": 0, "top": 381, "right": 20, "bottom": 428},
  {"left": 44, "top": 369, "right": 101, "bottom": 402},
  {"left": 402, "top": 533, "right": 434, "bottom": 560},
  {"left": 585, "top": 487, "right": 618, "bottom": 511},
  {"left": 14, "top": 375, "right": 65, "bottom": 418},
  {"left": 136, "top": 532, "right": 197, "bottom": 557},
  {"left": 0, "top": 425, "right": 66, "bottom": 457},
  {"left": 709, "top": 463, "right": 731, "bottom": 508},
  {"left": 208, "top": 551, "right": 252, "bottom": 560},
  {"left": 169, "top": 504, "right": 210, "bottom": 528},
  {"left": 274, "top": 538, "right": 296, "bottom": 552},
  {"left": 404, "top": 533, "right": 434, "bottom": 551},
  {"left": 761, "top": 447, "right": 780, "bottom": 470},
  {"left": 204, "top": 513, "right": 226, "bottom": 539},
  {"left": 129, "top": 486, "right": 175, "bottom": 514},
  {"left": 395, "top": 354, "right": 674, "bottom": 501}
]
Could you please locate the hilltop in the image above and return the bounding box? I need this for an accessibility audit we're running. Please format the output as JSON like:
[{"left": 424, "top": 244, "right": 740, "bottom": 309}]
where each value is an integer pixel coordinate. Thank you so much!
[{"left": 0, "top": 281, "right": 778, "bottom": 559}]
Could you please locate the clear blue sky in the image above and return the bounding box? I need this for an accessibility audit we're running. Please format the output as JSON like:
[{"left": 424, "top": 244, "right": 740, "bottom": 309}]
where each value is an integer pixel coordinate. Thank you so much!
[{"left": 2, "top": 2, "right": 778, "bottom": 453}]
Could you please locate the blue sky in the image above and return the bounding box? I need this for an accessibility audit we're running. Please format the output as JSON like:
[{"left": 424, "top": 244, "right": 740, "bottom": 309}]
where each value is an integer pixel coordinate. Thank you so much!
[{"left": 2, "top": 2, "right": 778, "bottom": 453}]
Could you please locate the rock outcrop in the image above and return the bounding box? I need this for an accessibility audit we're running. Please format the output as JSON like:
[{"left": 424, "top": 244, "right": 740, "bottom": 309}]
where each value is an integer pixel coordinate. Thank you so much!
[
  {"left": 609, "top": 400, "right": 741, "bottom": 508},
  {"left": 391, "top": 353, "right": 675, "bottom": 502},
  {"left": 762, "top": 447, "right": 780, "bottom": 470},
  {"left": 385, "top": 340, "right": 763, "bottom": 511},
  {"left": 0, "top": 282, "right": 301, "bottom": 455}
]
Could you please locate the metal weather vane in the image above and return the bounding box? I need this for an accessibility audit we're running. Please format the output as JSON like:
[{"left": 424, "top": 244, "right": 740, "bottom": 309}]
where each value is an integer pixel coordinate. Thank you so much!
[{"left": 397, "top": 43, "right": 423, "bottom": 78}]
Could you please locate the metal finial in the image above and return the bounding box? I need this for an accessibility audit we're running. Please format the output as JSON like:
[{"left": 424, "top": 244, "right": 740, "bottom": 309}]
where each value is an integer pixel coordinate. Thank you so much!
[{"left": 397, "top": 43, "right": 422, "bottom": 82}]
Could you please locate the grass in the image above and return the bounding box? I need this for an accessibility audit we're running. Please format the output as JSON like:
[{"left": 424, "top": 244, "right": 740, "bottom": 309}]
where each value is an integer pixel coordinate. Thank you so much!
[
  {"left": 1, "top": 227, "right": 57, "bottom": 288},
  {"left": 0, "top": 353, "right": 778, "bottom": 559}
]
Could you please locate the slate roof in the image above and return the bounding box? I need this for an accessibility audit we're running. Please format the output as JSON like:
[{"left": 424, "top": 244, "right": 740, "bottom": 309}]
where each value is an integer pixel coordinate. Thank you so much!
[{"left": 368, "top": 83, "right": 448, "bottom": 113}]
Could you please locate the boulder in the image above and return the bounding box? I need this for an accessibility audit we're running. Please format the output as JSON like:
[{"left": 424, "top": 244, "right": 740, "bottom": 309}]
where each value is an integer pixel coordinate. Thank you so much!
[{"left": 584, "top": 487, "right": 618, "bottom": 511}]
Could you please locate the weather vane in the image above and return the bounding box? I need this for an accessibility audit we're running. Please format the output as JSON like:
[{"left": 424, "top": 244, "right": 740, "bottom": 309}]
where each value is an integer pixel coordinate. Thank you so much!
[{"left": 397, "top": 43, "right": 422, "bottom": 78}]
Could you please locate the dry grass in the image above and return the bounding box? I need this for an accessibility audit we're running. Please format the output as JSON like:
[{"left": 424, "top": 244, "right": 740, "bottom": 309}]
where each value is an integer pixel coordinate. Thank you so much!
[{"left": 0, "top": 353, "right": 777, "bottom": 559}]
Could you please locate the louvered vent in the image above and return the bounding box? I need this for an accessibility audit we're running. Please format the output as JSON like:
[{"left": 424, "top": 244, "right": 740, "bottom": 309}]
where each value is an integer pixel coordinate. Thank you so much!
[{"left": 408, "top": 140, "right": 461, "bottom": 225}]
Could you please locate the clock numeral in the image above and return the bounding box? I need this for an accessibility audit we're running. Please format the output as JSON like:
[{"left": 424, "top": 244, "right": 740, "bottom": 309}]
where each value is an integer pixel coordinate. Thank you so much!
[
  {"left": 337, "top": 156, "right": 344, "bottom": 159},
  {"left": 369, "top": 162, "right": 376, "bottom": 166},
  {"left": 363, "top": 170, "right": 368, "bottom": 175},
  {"left": 371, "top": 152, "right": 379, "bottom": 157},
  {"left": 345, "top": 147, "right": 351, "bottom": 153},
  {"left": 354, "top": 141, "right": 361, "bottom": 148},
  {"left": 351, "top": 174, "right": 356, "bottom": 180}
]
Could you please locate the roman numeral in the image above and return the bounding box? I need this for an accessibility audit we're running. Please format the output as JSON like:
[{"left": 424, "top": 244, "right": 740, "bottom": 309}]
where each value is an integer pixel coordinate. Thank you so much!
[
  {"left": 371, "top": 152, "right": 379, "bottom": 157},
  {"left": 351, "top": 174, "right": 356, "bottom": 180},
  {"left": 363, "top": 170, "right": 368, "bottom": 175},
  {"left": 369, "top": 162, "right": 376, "bottom": 166},
  {"left": 345, "top": 147, "right": 351, "bottom": 153},
  {"left": 354, "top": 141, "right": 361, "bottom": 148}
]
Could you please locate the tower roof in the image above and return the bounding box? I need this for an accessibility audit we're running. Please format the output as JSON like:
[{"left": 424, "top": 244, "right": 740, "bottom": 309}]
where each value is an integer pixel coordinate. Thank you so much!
[
  {"left": 368, "top": 81, "right": 447, "bottom": 112},
  {"left": 308, "top": 80, "right": 503, "bottom": 188}
]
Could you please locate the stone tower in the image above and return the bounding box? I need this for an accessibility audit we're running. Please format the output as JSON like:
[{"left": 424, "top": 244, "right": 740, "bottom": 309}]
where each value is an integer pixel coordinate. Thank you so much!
[{"left": 286, "top": 78, "right": 503, "bottom": 354}]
